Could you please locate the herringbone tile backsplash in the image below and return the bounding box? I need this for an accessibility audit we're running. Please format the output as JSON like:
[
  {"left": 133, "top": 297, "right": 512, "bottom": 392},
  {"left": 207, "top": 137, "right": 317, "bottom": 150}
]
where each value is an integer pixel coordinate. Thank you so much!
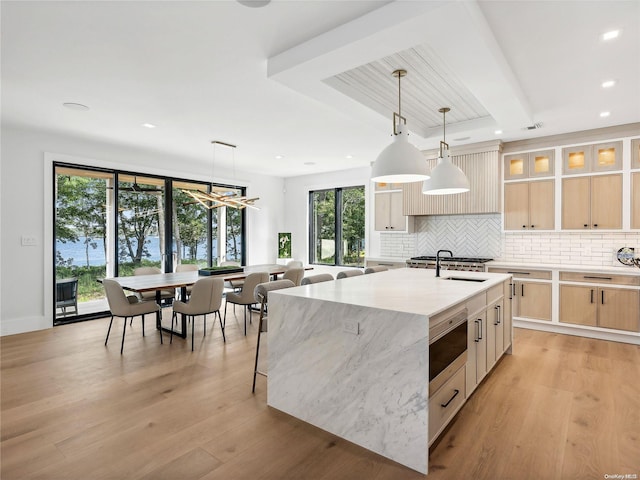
[{"left": 380, "top": 214, "right": 502, "bottom": 258}]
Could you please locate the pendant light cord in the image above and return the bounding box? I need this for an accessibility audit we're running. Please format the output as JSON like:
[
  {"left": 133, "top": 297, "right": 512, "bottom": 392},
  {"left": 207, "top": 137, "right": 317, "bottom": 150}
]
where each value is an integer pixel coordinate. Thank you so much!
[{"left": 397, "top": 72, "right": 402, "bottom": 120}]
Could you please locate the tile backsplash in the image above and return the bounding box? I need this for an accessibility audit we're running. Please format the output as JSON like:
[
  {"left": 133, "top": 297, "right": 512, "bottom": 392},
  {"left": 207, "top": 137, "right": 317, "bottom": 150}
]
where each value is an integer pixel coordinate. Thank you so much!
[{"left": 379, "top": 214, "right": 640, "bottom": 267}]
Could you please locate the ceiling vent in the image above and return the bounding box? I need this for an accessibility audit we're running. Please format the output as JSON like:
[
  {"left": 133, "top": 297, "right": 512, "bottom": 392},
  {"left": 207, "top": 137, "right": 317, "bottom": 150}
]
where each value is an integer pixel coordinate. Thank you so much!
[{"left": 524, "top": 122, "right": 543, "bottom": 130}]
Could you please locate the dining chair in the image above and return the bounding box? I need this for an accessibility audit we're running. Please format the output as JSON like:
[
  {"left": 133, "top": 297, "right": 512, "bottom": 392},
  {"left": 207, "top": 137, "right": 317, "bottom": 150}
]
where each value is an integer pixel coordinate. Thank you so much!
[
  {"left": 103, "top": 279, "right": 162, "bottom": 354},
  {"left": 282, "top": 267, "right": 304, "bottom": 286},
  {"left": 364, "top": 266, "right": 389, "bottom": 274},
  {"left": 175, "top": 263, "right": 199, "bottom": 298},
  {"left": 300, "top": 273, "right": 334, "bottom": 285},
  {"left": 336, "top": 269, "right": 364, "bottom": 279},
  {"left": 56, "top": 278, "right": 78, "bottom": 317},
  {"left": 286, "top": 260, "right": 303, "bottom": 269},
  {"left": 171, "top": 277, "right": 225, "bottom": 351},
  {"left": 133, "top": 266, "right": 175, "bottom": 302},
  {"left": 252, "top": 279, "right": 295, "bottom": 393},
  {"left": 224, "top": 271, "right": 269, "bottom": 335}
]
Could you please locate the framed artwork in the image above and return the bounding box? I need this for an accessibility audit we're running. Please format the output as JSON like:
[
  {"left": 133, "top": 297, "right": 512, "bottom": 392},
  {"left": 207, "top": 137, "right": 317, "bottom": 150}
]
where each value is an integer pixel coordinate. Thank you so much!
[{"left": 278, "top": 232, "right": 291, "bottom": 258}]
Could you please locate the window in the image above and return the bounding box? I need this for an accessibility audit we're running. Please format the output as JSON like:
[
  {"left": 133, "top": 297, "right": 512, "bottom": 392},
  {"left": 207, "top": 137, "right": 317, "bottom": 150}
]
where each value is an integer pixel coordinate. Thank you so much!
[{"left": 309, "top": 186, "right": 365, "bottom": 267}]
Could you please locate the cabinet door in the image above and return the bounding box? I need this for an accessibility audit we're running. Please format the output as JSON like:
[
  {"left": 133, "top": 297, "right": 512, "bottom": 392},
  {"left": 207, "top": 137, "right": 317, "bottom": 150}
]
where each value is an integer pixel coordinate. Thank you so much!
[
  {"left": 475, "top": 311, "right": 488, "bottom": 385},
  {"left": 517, "top": 281, "right": 552, "bottom": 320},
  {"left": 494, "top": 299, "right": 505, "bottom": 359},
  {"left": 631, "top": 172, "right": 640, "bottom": 229},
  {"left": 591, "top": 174, "right": 622, "bottom": 229},
  {"left": 529, "top": 180, "right": 555, "bottom": 230},
  {"left": 486, "top": 304, "right": 497, "bottom": 371},
  {"left": 592, "top": 141, "right": 622, "bottom": 172},
  {"left": 598, "top": 288, "right": 640, "bottom": 332},
  {"left": 562, "top": 145, "right": 592, "bottom": 175},
  {"left": 632, "top": 138, "right": 640, "bottom": 169},
  {"left": 562, "top": 177, "right": 590, "bottom": 229},
  {"left": 559, "top": 285, "right": 597, "bottom": 326},
  {"left": 529, "top": 150, "right": 554, "bottom": 177},
  {"left": 502, "top": 281, "right": 513, "bottom": 351},
  {"left": 504, "top": 154, "right": 528, "bottom": 180},
  {"left": 374, "top": 193, "right": 391, "bottom": 231},
  {"left": 504, "top": 182, "right": 529, "bottom": 230},
  {"left": 388, "top": 191, "right": 406, "bottom": 231}
]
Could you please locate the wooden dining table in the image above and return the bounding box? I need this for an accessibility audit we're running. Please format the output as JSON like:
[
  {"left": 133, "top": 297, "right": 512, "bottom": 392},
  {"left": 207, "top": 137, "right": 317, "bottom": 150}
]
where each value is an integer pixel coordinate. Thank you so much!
[{"left": 101, "top": 264, "right": 311, "bottom": 338}]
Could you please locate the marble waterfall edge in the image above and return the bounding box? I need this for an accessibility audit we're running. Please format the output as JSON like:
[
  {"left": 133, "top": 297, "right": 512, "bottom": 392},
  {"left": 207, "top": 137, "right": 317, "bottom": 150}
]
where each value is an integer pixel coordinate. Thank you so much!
[{"left": 267, "top": 294, "right": 430, "bottom": 474}]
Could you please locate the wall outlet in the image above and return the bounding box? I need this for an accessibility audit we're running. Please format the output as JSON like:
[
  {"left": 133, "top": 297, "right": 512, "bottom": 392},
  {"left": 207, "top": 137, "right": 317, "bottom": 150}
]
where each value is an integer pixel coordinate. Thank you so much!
[
  {"left": 21, "top": 235, "right": 37, "bottom": 246},
  {"left": 343, "top": 321, "right": 360, "bottom": 335}
]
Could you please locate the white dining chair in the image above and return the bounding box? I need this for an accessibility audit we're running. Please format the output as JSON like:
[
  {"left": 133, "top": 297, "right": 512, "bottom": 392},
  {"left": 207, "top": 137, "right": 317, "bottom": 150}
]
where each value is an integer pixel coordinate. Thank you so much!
[{"left": 224, "top": 271, "right": 269, "bottom": 335}]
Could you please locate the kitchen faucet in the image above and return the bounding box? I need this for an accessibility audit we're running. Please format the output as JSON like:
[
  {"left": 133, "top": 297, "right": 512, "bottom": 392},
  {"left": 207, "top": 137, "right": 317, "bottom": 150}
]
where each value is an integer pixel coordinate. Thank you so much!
[{"left": 436, "top": 249, "right": 453, "bottom": 278}]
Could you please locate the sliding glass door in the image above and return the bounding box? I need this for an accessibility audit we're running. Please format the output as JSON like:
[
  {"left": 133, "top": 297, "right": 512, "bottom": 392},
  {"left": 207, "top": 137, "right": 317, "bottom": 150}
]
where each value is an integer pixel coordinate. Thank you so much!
[{"left": 53, "top": 164, "right": 246, "bottom": 324}]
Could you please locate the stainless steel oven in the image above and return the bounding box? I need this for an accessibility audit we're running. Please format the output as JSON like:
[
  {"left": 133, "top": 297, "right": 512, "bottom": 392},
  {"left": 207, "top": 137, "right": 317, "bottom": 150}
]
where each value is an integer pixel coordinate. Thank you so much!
[{"left": 429, "top": 308, "right": 468, "bottom": 395}]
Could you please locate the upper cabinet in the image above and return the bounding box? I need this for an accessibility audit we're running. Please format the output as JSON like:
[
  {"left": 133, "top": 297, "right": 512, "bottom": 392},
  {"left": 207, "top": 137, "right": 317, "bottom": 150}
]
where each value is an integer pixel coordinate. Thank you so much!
[
  {"left": 562, "top": 141, "right": 622, "bottom": 175},
  {"left": 374, "top": 182, "right": 404, "bottom": 191},
  {"left": 632, "top": 138, "right": 640, "bottom": 169},
  {"left": 562, "top": 174, "right": 622, "bottom": 230},
  {"left": 504, "top": 149, "right": 554, "bottom": 180},
  {"left": 375, "top": 190, "right": 415, "bottom": 233},
  {"left": 632, "top": 172, "right": 640, "bottom": 229},
  {"left": 504, "top": 180, "right": 555, "bottom": 230}
]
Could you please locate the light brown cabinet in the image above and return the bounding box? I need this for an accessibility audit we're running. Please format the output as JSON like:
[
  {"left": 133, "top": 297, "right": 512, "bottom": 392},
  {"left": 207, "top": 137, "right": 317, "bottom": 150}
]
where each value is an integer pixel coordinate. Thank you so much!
[
  {"left": 504, "top": 180, "right": 554, "bottom": 230},
  {"left": 562, "top": 141, "right": 622, "bottom": 175},
  {"left": 562, "top": 174, "right": 622, "bottom": 229},
  {"left": 374, "top": 191, "right": 414, "bottom": 232},
  {"left": 374, "top": 182, "right": 403, "bottom": 191},
  {"left": 467, "top": 309, "right": 487, "bottom": 395},
  {"left": 632, "top": 138, "right": 640, "bottom": 169},
  {"left": 633, "top": 172, "right": 640, "bottom": 229},
  {"left": 560, "top": 284, "right": 639, "bottom": 332},
  {"left": 513, "top": 281, "right": 552, "bottom": 320},
  {"left": 504, "top": 150, "right": 554, "bottom": 180}
]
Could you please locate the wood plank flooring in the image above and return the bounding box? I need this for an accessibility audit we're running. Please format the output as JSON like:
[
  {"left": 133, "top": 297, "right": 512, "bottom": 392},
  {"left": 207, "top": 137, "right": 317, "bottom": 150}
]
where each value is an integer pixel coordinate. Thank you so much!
[{"left": 2, "top": 310, "right": 639, "bottom": 479}]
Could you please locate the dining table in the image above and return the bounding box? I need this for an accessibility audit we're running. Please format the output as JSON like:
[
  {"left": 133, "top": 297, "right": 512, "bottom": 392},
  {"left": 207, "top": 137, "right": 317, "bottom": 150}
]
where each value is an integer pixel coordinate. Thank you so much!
[{"left": 101, "top": 264, "right": 311, "bottom": 338}]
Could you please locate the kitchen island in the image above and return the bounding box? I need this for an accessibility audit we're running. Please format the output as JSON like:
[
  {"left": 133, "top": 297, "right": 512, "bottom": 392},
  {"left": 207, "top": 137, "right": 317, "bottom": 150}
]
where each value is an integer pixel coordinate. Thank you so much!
[{"left": 267, "top": 267, "right": 512, "bottom": 475}]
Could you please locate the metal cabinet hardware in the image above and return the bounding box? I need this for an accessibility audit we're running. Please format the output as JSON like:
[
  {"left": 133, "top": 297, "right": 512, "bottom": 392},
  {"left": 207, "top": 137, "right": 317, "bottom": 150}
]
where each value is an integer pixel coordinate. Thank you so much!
[{"left": 440, "top": 389, "right": 460, "bottom": 408}]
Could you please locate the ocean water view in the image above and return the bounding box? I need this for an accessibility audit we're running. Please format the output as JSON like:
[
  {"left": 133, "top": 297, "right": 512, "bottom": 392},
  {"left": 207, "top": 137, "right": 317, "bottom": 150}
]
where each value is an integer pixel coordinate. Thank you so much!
[{"left": 56, "top": 237, "right": 211, "bottom": 266}]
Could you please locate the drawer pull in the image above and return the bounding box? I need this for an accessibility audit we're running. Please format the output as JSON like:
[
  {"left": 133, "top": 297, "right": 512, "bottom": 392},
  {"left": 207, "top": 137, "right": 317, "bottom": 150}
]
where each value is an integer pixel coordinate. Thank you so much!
[
  {"left": 441, "top": 389, "right": 460, "bottom": 408},
  {"left": 583, "top": 276, "right": 612, "bottom": 280},
  {"left": 507, "top": 271, "right": 530, "bottom": 275},
  {"left": 590, "top": 289, "right": 594, "bottom": 304},
  {"left": 601, "top": 290, "right": 605, "bottom": 305}
]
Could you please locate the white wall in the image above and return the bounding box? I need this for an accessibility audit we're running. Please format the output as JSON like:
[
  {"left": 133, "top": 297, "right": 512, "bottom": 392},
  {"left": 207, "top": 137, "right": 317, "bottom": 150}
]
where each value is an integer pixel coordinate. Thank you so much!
[
  {"left": 282, "top": 166, "right": 382, "bottom": 272},
  {"left": 0, "top": 125, "right": 284, "bottom": 335}
]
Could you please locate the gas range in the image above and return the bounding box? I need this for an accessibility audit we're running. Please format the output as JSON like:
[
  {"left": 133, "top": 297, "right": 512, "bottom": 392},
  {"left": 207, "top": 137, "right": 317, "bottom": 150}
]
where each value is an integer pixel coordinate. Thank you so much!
[{"left": 406, "top": 255, "right": 493, "bottom": 272}]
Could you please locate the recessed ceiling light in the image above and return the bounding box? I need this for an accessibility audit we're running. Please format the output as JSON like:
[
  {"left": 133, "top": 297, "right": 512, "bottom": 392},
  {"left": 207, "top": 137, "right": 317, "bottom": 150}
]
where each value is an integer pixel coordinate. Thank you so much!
[
  {"left": 494, "top": 130, "right": 503, "bottom": 135},
  {"left": 237, "top": 0, "right": 270, "bottom": 7},
  {"left": 275, "top": 155, "right": 284, "bottom": 159},
  {"left": 304, "top": 162, "right": 316, "bottom": 166},
  {"left": 601, "top": 80, "right": 616, "bottom": 88},
  {"left": 602, "top": 30, "right": 620, "bottom": 41},
  {"left": 63, "top": 102, "right": 89, "bottom": 111},
  {"left": 346, "top": 155, "right": 353, "bottom": 159},
  {"left": 600, "top": 111, "right": 611, "bottom": 118},
  {"left": 453, "top": 136, "right": 470, "bottom": 142},
  {"left": 141, "top": 123, "right": 156, "bottom": 128}
]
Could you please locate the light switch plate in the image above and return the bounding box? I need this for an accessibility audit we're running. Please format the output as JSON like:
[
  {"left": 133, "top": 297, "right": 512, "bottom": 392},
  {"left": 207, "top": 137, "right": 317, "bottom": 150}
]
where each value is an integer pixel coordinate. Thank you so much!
[
  {"left": 343, "top": 321, "right": 359, "bottom": 335},
  {"left": 21, "top": 235, "right": 37, "bottom": 246}
]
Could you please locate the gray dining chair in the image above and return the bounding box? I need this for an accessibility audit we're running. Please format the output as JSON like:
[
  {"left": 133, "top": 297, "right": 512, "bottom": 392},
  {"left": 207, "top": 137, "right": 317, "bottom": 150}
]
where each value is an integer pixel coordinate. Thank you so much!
[
  {"left": 336, "top": 269, "right": 364, "bottom": 279},
  {"left": 224, "top": 271, "right": 269, "bottom": 335},
  {"left": 300, "top": 273, "right": 334, "bottom": 285},
  {"left": 171, "top": 276, "right": 225, "bottom": 351},
  {"left": 252, "top": 279, "right": 295, "bottom": 393},
  {"left": 133, "top": 266, "right": 175, "bottom": 302},
  {"left": 286, "top": 260, "right": 303, "bottom": 269},
  {"left": 103, "top": 279, "right": 162, "bottom": 354},
  {"left": 282, "top": 267, "right": 304, "bottom": 286},
  {"left": 56, "top": 277, "right": 78, "bottom": 317},
  {"left": 364, "top": 266, "right": 389, "bottom": 274},
  {"left": 221, "top": 260, "right": 243, "bottom": 291}
]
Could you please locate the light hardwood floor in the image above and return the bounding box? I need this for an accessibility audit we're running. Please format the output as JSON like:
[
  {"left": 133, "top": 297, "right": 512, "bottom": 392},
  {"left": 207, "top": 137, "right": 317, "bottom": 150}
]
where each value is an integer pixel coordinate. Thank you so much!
[{"left": 2, "top": 310, "right": 639, "bottom": 479}]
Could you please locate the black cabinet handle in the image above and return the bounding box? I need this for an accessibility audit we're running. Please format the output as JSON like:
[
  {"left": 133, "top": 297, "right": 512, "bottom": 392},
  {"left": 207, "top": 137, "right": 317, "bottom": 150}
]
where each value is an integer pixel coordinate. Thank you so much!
[
  {"left": 522, "top": 225, "right": 527, "bottom": 229},
  {"left": 441, "top": 389, "right": 460, "bottom": 408},
  {"left": 590, "top": 289, "right": 594, "bottom": 304},
  {"left": 478, "top": 318, "right": 483, "bottom": 340},
  {"left": 474, "top": 320, "right": 480, "bottom": 342},
  {"left": 494, "top": 305, "right": 500, "bottom": 325},
  {"left": 584, "top": 224, "right": 588, "bottom": 228},
  {"left": 507, "top": 271, "right": 530, "bottom": 275},
  {"left": 521, "top": 284, "right": 524, "bottom": 296},
  {"left": 531, "top": 225, "right": 535, "bottom": 228},
  {"left": 601, "top": 290, "right": 605, "bottom": 305},
  {"left": 497, "top": 305, "right": 501, "bottom": 324},
  {"left": 593, "top": 224, "right": 598, "bottom": 228},
  {"left": 510, "top": 283, "right": 514, "bottom": 299},
  {"left": 584, "top": 276, "right": 612, "bottom": 281}
]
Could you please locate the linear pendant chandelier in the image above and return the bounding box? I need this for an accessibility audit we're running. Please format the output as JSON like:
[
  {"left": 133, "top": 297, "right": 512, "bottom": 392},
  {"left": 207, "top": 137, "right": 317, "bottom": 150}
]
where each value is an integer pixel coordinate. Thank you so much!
[
  {"left": 371, "top": 69, "right": 429, "bottom": 184},
  {"left": 182, "top": 141, "right": 260, "bottom": 210}
]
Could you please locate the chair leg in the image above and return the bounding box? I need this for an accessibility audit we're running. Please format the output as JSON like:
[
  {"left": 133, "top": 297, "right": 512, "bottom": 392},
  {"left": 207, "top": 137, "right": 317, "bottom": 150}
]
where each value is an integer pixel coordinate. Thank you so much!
[
  {"left": 142, "top": 314, "right": 145, "bottom": 337},
  {"left": 170, "top": 312, "right": 176, "bottom": 344},
  {"left": 224, "top": 301, "right": 228, "bottom": 325},
  {"left": 243, "top": 305, "right": 247, "bottom": 336},
  {"left": 252, "top": 327, "right": 262, "bottom": 393},
  {"left": 121, "top": 317, "right": 128, "bottom": 354},
  {"left": 158, "top": 314, "right": 163, "bottom": 345},
  {"left": 203, "top": 314, "right": 207, "bottom": 337},
  {"left": 191, "top": 315, "right": 195, "bottom": 352},
  {"left": 105, "top": 315, "right": 114, "bottom": 345},
  {"left": 218, "top": 311, "right": 226, "bottom": 343}
]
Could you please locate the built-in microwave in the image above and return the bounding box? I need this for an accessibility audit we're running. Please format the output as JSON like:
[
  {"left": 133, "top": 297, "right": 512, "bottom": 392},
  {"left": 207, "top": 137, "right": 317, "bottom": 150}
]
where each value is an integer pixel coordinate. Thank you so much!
[{"left": 429, "top": 308, "right": 468, "bottom": 395}]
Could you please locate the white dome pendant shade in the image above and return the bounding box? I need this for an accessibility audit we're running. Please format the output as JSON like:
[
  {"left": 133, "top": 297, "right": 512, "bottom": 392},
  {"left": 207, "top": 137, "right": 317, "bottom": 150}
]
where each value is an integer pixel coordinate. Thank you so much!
[
  {"left": 371, "top": 69, "right": 430, "bottom": 184},
  {"left": 371, "top": 122, "right": 430, "bottom": 183},
  {"left": 422, "top": 107, "right": 470, "bottom": 195}
]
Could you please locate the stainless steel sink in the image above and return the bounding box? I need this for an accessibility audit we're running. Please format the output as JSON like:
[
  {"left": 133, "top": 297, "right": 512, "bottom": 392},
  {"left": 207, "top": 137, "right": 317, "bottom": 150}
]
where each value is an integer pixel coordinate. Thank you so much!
[{"left": 442, "top": 277, "right": 488, "bottom": 282}]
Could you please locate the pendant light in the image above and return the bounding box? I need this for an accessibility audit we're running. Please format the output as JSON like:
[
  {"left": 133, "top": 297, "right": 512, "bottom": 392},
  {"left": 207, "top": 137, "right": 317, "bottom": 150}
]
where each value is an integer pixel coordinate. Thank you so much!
[
  {"left": 371, "top": 69, "right": 429, "bottom": 184},
  {"left": 422, "top": 107, "right": 470, "bottom": 195}
]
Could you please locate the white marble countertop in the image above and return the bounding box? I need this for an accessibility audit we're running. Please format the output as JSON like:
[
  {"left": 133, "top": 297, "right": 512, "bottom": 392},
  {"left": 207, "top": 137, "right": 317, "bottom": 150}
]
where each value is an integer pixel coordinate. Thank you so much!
[
  {"left": 364, "top": 256, "right": 408, "bottom": 263},
  {"left": 487, "top": 260, "right": 640, "bottom": 276},
  {"left": 273, "top": 267, "right": 510, "bottom": 318}
]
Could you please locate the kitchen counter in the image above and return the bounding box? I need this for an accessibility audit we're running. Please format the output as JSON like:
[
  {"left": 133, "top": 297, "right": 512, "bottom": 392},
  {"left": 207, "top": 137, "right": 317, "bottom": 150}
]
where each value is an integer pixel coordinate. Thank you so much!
[
  {"left": 487, "top": 260, "right": 640, "bottom": 276},
  {"left": 267, "top": 268, "right": 511, "bottom": 474}
]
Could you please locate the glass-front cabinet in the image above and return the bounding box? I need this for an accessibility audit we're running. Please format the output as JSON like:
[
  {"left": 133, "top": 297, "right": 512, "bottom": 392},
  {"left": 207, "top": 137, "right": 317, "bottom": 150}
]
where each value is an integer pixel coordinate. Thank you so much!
[
  {"left": 504, "top": 149, "right": 554, "bottom": 180},
  {"left": 562, "top": 141, "right": 622, "bottom": 174}
]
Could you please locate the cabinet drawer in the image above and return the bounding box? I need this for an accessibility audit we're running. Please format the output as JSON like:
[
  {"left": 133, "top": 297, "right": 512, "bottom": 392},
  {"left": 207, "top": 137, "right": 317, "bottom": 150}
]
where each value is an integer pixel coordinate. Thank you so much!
[
  {"left": 429, "top": 366, "right": 466, "bottom": 445},
  {"left": 488, "top": 267, "right": 552, "bottom": 280},
  {"left": 559, "top": 271, "right": 640, "bottom": 286},
  {"left": 466, "top": 292, "right": 486, "bottom": 316},
  {"left": 487, "top": 284, "right": 504, "bottom": 304}
]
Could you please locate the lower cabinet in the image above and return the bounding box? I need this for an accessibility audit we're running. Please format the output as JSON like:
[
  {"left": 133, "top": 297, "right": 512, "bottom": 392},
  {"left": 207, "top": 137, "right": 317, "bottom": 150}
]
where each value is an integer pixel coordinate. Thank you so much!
[
  {"left": 513, "top": 280, "right": 552, "bottom": 320},
  {"left": 487, "top": 298, "right": 505, "bottom": 369},
  {"left": 467, "top": 310, "right": 487, "bottom": 397},
  {"left": 560, "top": 284, "right": 640, "bottom": 332},
  {"left": 429, "top": 366, "right": 466, "bottom": 445}
]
